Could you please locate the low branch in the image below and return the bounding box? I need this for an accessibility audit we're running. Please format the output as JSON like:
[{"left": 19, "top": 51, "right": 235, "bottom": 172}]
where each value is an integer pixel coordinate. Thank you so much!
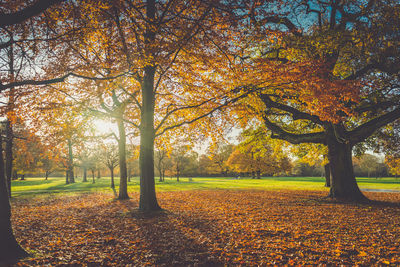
[
  {"left": 260, "top": 94, "right": 324, "bottom": 125},
  {"left": 0, "top": 72, "right": 127, "bottom": 91},
  {"left": 262, "top": 115, "right": 325, "bottom": 144},
  {"left": 349, "top": 107, "right": 400, "bottom": 145},
  {"left": 0, "top": 0, "right": 64, "bottom": 27},
  {"left": 155, "top": 89, "right": 255, "bottom": 137}
]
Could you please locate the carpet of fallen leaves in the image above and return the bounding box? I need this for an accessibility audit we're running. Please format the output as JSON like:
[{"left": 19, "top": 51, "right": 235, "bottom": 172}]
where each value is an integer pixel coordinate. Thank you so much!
[{"left": 10, "top": 190, "right": 400, "bottom": 266}]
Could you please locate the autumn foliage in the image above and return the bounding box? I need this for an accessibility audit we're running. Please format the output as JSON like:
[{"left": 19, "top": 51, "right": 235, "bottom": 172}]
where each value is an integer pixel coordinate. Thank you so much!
[{"left": 11, "top": 190, "right": 400, "bottom": 266}]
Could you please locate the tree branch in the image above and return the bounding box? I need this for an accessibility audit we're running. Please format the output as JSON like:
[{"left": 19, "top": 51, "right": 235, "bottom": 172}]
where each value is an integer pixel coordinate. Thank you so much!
[
  {"left": 0, "top": 72, "right": 127, "bottom": 91},
  {"left": 0, "top": 0, "right": 64, "bottom": 27},
  {"left": 262, "top": 115, "right": 326, "bottom": 144},
  {"left": 260, "top": 94, "right": 324, "bottom": 125},
  {"left": 349, "top": 107, "right": 400, "bottom": 145}
]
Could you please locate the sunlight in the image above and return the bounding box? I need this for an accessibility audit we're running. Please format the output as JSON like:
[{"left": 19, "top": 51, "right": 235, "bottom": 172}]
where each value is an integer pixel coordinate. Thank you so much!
[{"left": 93, "top": 119, "right": 118, "bottom": 135}]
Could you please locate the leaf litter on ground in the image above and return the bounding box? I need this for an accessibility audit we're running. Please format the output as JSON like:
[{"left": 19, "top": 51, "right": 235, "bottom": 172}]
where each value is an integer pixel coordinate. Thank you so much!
[{"left": 10, "top": 190, "right": 400, "bottom": 266}]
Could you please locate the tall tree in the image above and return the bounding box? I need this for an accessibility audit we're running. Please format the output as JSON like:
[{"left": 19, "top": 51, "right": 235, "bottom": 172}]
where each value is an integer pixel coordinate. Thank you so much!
[
  {"left": 229, "top": 0, "right": 400, "bottom": 201},
  {"left": 54, "top": 0, "right": 250, "bottom": 212}
]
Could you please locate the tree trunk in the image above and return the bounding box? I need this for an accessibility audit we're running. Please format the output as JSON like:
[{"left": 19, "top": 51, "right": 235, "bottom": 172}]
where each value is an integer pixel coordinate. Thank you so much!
[
  {"left": 20, "top": 174, "right": 24, "bottom": 181},
  {"left": 324, "top": 163, "right": 331, "bottom": 187},
  {"left": 91, "top": 170, "right": 95, "bottom": 184},
  {"left": 82, "top": 167, "right": 87, "bottom": 182},
  {"left": 5, "top": 120, "right": 13, "bottom": 199},
  {"left": 117, "top": 118, "right": 129, "bottom": 199},
  {"left": 45, "top": 171, "right": 49, "bottom": 180},
  {"left": 65, "top": 170, "right": 69, "bottom": 184},
  {"left": 110, "top": 167, "right": 115, "bottom": 189},
  {"left": 327, "top": 137, "right": 367, "bottom": 201},
  {"left": 67, "top": 139, "right": 74, "bottom": 183},
  {"left": 176, "top": 165, "right": 180, "bottom": 182},
  {"left": 256, "top": 170, "right": 261, "bottom": 179},
  {"left": 97, "top": 169, "right": 100, "bottom": 179},
  {"left": 0, "top": 135, "right": 28, "bottom": 261},
  {"left": 138, "top": 0, "right": 161, "bottom": 212}
]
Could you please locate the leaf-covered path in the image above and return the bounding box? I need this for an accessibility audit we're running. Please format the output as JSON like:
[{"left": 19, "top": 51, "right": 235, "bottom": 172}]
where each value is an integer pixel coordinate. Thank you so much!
[{"left": 11, "top": 190, "right": 400, "bottom": 266}]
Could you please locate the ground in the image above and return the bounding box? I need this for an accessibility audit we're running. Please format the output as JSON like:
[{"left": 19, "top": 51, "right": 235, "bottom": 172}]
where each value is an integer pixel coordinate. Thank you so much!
[{"left": 9, "top": 185, "right": 400, "bottom": 266}]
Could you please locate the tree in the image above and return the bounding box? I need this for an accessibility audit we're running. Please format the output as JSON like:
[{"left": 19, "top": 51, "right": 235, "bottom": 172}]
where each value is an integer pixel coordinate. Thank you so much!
[
  {"left": 227, "top": 129, "right": 292, "bottom": 178},
  {"left": 0, "top": 135, "right": 29, "bottom": 261},
  {"left": 155, "top": 148, "right": 168, "bottom": 182},
  {"left": 207, "top": 143, "right": 233, "bottom": 177},
  {"left": 231, "top": 0, "right": 400, "bottom": 201},
  {"left": 52, "top": 0, "right": 252, "bottom": 212},
  {"left": 101, "top": 144, "right": 119, "bottom": 189}
]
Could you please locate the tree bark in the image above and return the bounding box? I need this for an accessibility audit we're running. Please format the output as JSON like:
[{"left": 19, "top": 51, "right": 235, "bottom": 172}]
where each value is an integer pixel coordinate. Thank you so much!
[
  {"left": 138, "top": 67, "right": 160, "bottom": 211},
  {"left": 117, "top": 118, "right": 129, "bottom": 199},
  {"left": 65, "top": 170, "right": 69, "bottom": 184},
  {"left": 5, "top": 120, "right": 13, "bottom": 198},
  {"left": 97, "top": 169, "right": 100, "bottom": 179},
  {"left": 110, "top": 167, "right": 115, "bottom": 189},
  {"left": 138, "top": 0, "right": 160, "bottom": 212},
  {"left": 67, "top": 139, "right": 74, "bottom": 183},
  {"left": 326, "top": 137, "right": 367, "bottom": 201},
  {"left": 82, "top": 167, "right": 87, "bottom": 182},
  {"left": 0, "top": 136, "right": 28, "bottom": 261},
  {"left": 324, "top": 163, "right": 331, "bottom": 187},
  {"left": 91, "top": 170, "right": 95, "bottom": 184}
]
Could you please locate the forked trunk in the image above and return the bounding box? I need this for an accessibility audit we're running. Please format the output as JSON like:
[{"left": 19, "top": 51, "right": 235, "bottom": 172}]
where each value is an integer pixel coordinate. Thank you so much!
[
  {"left": 327, "top": 138, "right": 366, "bottom": 201},
  {"left": 0, "top": 136, "right": 28, "bottom": 261},
  {"left": 117, "top": 118, "right": 129, "bottom": 200}
]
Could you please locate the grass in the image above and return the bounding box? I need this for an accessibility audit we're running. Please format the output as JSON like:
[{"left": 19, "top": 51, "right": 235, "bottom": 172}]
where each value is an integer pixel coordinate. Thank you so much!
[{"left": 10, "top": 176, "right": 400, "bottom": 197}]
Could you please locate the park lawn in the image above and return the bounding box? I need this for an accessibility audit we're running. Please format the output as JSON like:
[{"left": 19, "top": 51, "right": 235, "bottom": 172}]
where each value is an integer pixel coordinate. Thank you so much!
[{"left": 10, "top": 176, "right": 400, "bottom": 197}]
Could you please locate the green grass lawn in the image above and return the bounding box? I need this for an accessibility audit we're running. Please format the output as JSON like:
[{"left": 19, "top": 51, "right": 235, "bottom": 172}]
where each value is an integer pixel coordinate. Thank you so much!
[{"left": 10, "top": 176, "right": 400, "bottom": 197}]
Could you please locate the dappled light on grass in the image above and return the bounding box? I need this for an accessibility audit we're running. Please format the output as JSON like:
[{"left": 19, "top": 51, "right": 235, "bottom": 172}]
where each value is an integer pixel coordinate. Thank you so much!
[{"left": 11, "top": 190, "right": 400, "bottom": 266}]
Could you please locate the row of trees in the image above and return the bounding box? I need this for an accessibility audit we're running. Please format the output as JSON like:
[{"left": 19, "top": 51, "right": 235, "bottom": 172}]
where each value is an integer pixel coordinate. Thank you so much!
[
  {"left": 0, "top": 0, "right": 399, "bottom": 262},
  {"left": 5, "top": 121, "right": 395, "bottom": 181}
]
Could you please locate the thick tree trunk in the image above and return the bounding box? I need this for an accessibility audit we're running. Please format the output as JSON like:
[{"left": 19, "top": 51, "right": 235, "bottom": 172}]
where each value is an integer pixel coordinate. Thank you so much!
[
  {"left": 45, "top": 171, "right": 49, "bottom": 180},
  {"left": 117, "top": 118, "right": 129, "bottom": 200},
  {"left": 82, "top": 167, "right": 87, "bottom": 182},
  {"left": 138, "top": 0, "right": 161, "bottom": 212},
  {"left": 0, "top": 135, "right": 28, "bottom": 261},
  {"left": 138, "top": 67, "right": 160, "bottom": 211},
  {"left": 67, "top": 139, "right": 74, "bottom": 183},
  {"left": 324, "top": 163, "right": 331, "bottom": 187},
  {"left": 110, "top": 167, "right": 115, "bottom": 189},
  {"left": 327, "top": 137, "right": 367, "bottom": 201},
  {"left": 65, "top": 171, "right": 69, "bottom": 184},
  {"left": 5, "top": 120, "right": 13, "bottom": 198}
]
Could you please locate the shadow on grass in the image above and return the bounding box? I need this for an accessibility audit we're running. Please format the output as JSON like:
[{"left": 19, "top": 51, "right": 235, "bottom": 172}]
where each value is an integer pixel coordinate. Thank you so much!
[{"left": 11, "top": 179, "right": 55, "bottom": 187}]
